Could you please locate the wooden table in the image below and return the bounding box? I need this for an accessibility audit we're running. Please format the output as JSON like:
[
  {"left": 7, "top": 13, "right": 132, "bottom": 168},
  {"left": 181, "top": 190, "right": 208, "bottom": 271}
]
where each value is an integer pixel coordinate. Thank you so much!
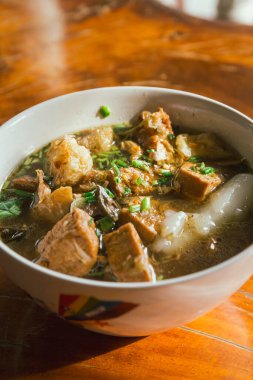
[{"left": 1, "top": 1, "right": 253, "bottom": 378}]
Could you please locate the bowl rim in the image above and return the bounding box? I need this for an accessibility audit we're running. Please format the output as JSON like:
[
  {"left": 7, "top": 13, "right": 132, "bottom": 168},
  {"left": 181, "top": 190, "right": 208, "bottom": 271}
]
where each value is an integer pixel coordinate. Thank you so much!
[{"left": 0, "top": 86, "right": 253, "bottom": 290}]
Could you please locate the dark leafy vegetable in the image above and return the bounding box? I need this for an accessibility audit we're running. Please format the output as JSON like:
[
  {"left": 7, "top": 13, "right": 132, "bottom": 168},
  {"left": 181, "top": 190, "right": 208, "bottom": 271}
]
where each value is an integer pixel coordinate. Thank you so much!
[
  {"left": 4, "top": 189, "right": 34, "bottom": 199},
  {"left": 0, "top": 199, "right": 22, "bottom": 219},
  {"left": 0, "top": 188, "right": 34, "bottom": 219}
]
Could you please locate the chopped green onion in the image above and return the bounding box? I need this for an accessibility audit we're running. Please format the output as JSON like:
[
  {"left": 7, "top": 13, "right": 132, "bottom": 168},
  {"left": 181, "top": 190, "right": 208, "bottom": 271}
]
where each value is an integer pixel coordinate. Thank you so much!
[
  {"left": 153, "top": 177, "right": 172, "bottom": 186},
  {"left": 141, "top": 197, "right": 150, "bottom": 212},
  {"left": 168, "top": 133, "right": 175, "bottom": 140},
  {"left": 113, "top": 124, "right": 136, "bottom": 136},
  {"left": 190, "top": 162, "right": 216, "bottom": 175},
  {"left": 92, "top": 147, "right": 129, "bottom": 170},
  {"left": 188, "top": 156, "right": 201, "bottom": 163},
  {"left": 113, "top": 123, "right": 128, "bottom": 132},
  {"left": 200, "top": 166, "right": 215, "bottom": 175},
  {"left": 147, "top": 149, "right": 156, "bottom": 153},
  {"left": 124, "top": 187, "right": 131, "bottom": 195},
  {"left": 114, "top": 159, "right": 128, "bottom": 168},
  {"left": 112, "top": 163, "right": 120, "bottom": 176},
  {"left": 83, "top": 189, "right": 96, "bottom": 204},
  {"left": 88, "top": 217, "right": 94, "bottom": 225},
  {"left": 129, "top": 204, "right": 141, "bottom": 213},
  {"left": 131, "top": 160, "right": 150, "bottom": 172},
  {"left": 98, "top": 105, "right": 111, "bottom": 118},
  {"left": 87, "top": 271, "right": 105, "bottom": 278},
  {"left": 104, "top": 188, "right": 115, "bottom": 198},
  {"left": 97, "top": 216, "right": 115, "bottom": 232},
  {"left": 158, "top": 169, "right": 173, "bottom": 177},
  {"left": 136, "top": 177, "right": 143, "bottom": 185},
  {"left": 114, "top": 176, "right": 121, "bottom": 184}
]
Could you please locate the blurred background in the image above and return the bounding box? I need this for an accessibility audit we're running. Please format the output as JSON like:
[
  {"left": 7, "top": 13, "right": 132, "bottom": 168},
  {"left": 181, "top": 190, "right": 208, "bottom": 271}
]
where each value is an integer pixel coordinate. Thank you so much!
[{"left": 160, "top": 0, "right": 253, "bottom": 24}]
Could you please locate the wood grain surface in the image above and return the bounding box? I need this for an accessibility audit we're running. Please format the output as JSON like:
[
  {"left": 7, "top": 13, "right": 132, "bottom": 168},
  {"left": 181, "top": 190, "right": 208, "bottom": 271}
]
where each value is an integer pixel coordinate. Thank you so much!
[{"left": 0, "top": 1, "right": 253, "bottom": 379}]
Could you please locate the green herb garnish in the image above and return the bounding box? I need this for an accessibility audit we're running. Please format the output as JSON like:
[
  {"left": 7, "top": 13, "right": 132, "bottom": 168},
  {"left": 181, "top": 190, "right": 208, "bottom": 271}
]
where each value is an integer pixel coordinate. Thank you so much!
[
  {"left": 87, "top": 271, "right": 105, "bottom": 278},
  {"left": 112, "top": 159, "right": 128, "bottom": 168},
  {"left": 168, "top": 133, "right": 175, "bottom": 140},
  {"left": 188, "top": 156, "right": 201, "bottom": 163},
  {"left": 15, "top": 144, "right": 49, "bottom": 177},
  {"left": 83, "top": 189, "right": 96, "bottom": 204},
  {"left": 136, "top": 177, "right": 143, "bottom": 185},
  {"left": 190, "top": 162, "right": 215, "bottom": 175},
  {"left": 147, "top": 149, "right": 156, "bottom": 153},
  {"left": 114, "top": 176, "right": 121, "bottom": 184},
  {"left": 124, "top": 187, "right": 131, "bottom": 196},
  {"left": 92, "top": 146, "right": 129, "bottom": 170},
  {"left": 141, "top": 197, "right": 150, "bottom": 212},
  {"left": 0, "top": 199, "right": 22, "bottom": 219},
  {"left": 131, "top": 160, "right": 150, "bottom": 172},
  {"left": 152, "top": 177, "right": 172, "bottom": 186},
  {"left": 158, "top": 169, "right": 173, "bottom": 177},
  {"left": 129, "top": 204, "right": 141, "bottom": 213},
  {"left": 97, "top": 216, "right": 115, "bottom": 232},
  {"left": 88, "top": 217, "right": 94, "bottom": 226},
  {"left": 112, "top": 163, "right": 120, "bottom": 176},
  {"left": 98, "top": 105, "right": 111, "bottom": 118},
  {"left": 3, "top": 189, "right": 34, "bottom": 199},
  {"left": 104, "top": 188, "right": 115, "bottom": 198},
  {"left": 113, "top": 123, "right": 134, "bottom": 135},
  {"left": 200, "top": 166, "right": 215, "bottom": 175}
]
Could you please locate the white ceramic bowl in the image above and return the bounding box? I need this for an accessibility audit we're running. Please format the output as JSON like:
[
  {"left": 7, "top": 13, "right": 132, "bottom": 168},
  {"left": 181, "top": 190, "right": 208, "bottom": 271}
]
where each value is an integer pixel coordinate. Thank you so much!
[{"left": 0, "top": 87, "right": 253, "bottom": 337}]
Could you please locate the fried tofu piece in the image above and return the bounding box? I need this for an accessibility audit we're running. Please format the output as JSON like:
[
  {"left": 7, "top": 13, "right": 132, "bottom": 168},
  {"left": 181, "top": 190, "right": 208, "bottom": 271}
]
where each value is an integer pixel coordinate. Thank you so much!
[
  {"left": 46, "top": 136, "right": 93, "bottom": 186},
  {"left": 11, "top": 175, "right": 38, "bottom": 192},
  {"left": 77, "top": 169, "right": 110, "bottom": 192},
  {"left": 118, "top": 208, "right": 157, "bottom": 245},
  {"left": 104, "top": 223, "right": 154, "bottom": 282},
  {"left": 176, "top": 133, "right": 234, "bottom": 160},
  {"left": 177, "top": 162, "right": 221, "bottom": 201},
  {"left": 37, "top": 208, "right": 98, "bottom": 277},
  {"left": 137, "top": 107, "right": 173, "bottom": 147},
  {"left": 108, "top": 167, "right": 156, "bottom": 197},
  {"left": 136, "top": 108, "right": 175, "bottom": 164},
  {"left": 120, "top": 140, "right": 142, "bottom": 160},
  {"left": 32, "top": 170, "right": 73, "bottom": 223},
  {"left": 78, "top": 126, "right": 114, "bottom": 153}
]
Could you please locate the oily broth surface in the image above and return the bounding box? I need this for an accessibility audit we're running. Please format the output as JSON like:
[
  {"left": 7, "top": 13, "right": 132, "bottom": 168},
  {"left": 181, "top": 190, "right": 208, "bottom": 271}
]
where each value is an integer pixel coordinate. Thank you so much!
[{"left": 1, "top": 128, "right": 253, "bottom": 281}]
